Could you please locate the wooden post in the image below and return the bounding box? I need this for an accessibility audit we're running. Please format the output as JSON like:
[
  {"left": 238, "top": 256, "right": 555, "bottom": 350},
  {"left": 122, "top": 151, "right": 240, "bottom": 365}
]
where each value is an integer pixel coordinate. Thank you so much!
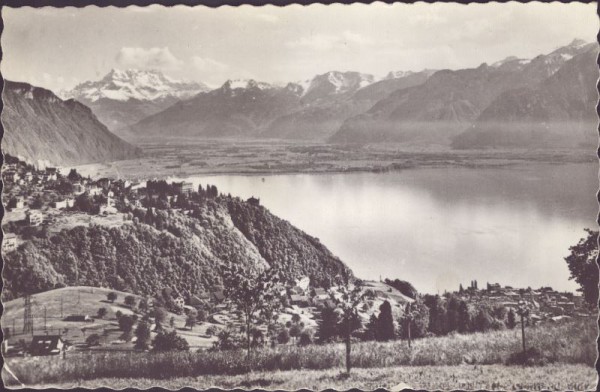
[
  {"left": 520, "top": 312, "right": 526, "bottom": 353},
  {"left": 407, "top": 316, "right": 412, "bottom": 349},
  {"left": 345, "top": 316, "right": 351, "bottom": 374}
]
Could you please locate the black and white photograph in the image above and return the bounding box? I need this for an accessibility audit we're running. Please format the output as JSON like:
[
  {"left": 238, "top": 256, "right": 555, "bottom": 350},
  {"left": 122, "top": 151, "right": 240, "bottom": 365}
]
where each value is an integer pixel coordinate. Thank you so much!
[{"left": 1, "top": 2, "right": 598, "bottom": 390}]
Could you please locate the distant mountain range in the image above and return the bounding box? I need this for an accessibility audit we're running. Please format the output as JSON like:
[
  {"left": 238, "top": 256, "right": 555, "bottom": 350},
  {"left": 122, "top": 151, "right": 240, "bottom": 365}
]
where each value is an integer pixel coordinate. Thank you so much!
[
  {"left": 332, "top": 39, "right": 597, "bottom": 147},
  {"left": 2, "top": 81, "right": 141, "bottom": 167},
  {"left": 61, "top": 69, "right": 209, "bottom": 136},
  {"left": 127, "top": 69, "right": 435, "bottom": 141},
  {"left": 453, "top": 44, "right": 598, "bottom": 149},
  {"left": 6, "top": 39, "right": 595, "bottom": 160},
  {"left": 121, "top": 39, "right": 597, "bottom": 149}
]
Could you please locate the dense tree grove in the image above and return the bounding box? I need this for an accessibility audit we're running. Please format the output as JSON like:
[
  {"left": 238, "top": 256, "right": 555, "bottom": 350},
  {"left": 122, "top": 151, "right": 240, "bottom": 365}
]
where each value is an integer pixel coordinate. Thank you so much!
[
  {"left": 226, "top": 198, "right": 352, "bottom": 288},
  {"left": 397, "top": 298, "right": 430, "bottom": 339},
  {"left": 2, "top": 197, "right": 351, "bottom": 301},
  {"left": 313, "top": 290, "right": 520, "bottom": 347}
]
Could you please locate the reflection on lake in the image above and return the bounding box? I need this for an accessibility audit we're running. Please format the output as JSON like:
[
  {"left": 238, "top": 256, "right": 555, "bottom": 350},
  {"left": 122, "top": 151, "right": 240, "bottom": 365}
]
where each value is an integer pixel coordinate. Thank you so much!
[{"left": 173, "top": 163, "right": 597, "bottom": 294}]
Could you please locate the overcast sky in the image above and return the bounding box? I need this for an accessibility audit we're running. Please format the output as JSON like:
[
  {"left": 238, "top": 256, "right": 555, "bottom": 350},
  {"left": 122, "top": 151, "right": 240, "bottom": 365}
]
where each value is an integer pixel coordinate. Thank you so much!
[{"left": 1, "top": 2, "right": 597, "bottom": 91}]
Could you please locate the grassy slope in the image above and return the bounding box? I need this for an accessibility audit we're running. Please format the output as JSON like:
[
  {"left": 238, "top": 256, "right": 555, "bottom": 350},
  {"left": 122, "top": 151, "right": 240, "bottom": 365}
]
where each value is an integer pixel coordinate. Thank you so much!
[
  {"left": 9, "top": 365, "right": 597, "bottom": 390},
  {"left": 1, "top": 286, "right": 218, "bottom": 350}
]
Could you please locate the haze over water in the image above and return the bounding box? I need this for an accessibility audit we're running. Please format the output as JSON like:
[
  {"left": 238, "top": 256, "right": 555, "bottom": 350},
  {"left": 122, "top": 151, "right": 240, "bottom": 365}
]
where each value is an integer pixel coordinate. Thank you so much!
[{"left": 173, "top": 163, "right": 597, "bottom": 294}]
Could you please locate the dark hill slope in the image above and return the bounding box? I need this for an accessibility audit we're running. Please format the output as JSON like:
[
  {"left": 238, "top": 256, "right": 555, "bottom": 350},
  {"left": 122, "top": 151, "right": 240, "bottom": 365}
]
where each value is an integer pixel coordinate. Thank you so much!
[
  {"left": 3, "top": 198, "right": 351, "bottom": 300},
  {"left": 2, "top": 81, "right": 141, "bottom": 166}
]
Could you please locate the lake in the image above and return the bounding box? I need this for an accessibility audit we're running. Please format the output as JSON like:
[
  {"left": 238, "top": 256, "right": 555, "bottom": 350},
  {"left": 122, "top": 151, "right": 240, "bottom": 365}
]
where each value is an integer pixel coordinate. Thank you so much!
[{"left": 171, "top": 163, "right": 597, "bottom": 294}]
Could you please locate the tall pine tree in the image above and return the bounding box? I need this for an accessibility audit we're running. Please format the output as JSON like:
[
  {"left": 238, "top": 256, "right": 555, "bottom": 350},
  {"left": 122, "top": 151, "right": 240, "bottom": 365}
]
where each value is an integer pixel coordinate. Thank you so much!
[{"left": 377, "top": 300, "right": 395, "bottom": 341}]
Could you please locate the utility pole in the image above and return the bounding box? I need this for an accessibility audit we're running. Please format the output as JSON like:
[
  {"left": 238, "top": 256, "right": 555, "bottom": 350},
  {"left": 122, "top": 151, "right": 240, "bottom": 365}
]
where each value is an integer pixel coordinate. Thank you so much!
[
  {"left": 60, "top": 296, "right": 63, "bottom": 318},
  {"left": 23, "top": 295, "right": 33, "bottom": 335},
  {"left": 517, "top": 300, "right": 529, "bottom": 354},
  {"left": 44, "top": 306, "right": 47, "bottom": 331},
  {"left": 405, "top": 303, "right": 412, "bottom": 348}
]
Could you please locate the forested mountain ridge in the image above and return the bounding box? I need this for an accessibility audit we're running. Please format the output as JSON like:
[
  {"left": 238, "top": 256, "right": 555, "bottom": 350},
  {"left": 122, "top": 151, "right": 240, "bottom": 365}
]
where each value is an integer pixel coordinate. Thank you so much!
[{"left": 2, "top": 196, "right": 352, "bottom": 301}]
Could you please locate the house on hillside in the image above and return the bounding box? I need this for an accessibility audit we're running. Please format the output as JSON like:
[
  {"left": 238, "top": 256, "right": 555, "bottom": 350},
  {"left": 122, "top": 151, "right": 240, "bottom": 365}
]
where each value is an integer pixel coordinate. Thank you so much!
[
  {"left": 64, "top": 314, "right": 94, "bottom": 322},
  {"left": 52, "top": 200, "right": 68, "bottom": 210},
  {"left": 173, "top": 181, "right": 194, "bottom": 195},
  {"left": 73, "top": 182, "right": 86, "bottom": 195},
  {"left": 4, "top": 170, "right": 20, "bottom": 182},
  {"left": 26, "top": 210, "right": 43, "bottom": 226},
  {"left": 88, "top": 186, "right": 102, "bottom": 196},
  {"left": 290, "top": 294, "right": 310, "bottom": 307},
  {"left": 174, "top": 296, "right": 185, "bottom": 310},
  {"left": 13, "top": 197, "right": 25, "bottom": 210},
  {"left": 30, "top": 335, "right": 65, "bottom": 356},
  {"left": 313, "top": 288, "right": 329, "bottom": 300},
  {"left": 294, "top": 277, "right": 310, "bottom": 293},
  {"left": 2, "top": 234, "right": 18, "bottom": 253},
  {"left": 97, "top": 178, "right": 112, "bottom": 190}
]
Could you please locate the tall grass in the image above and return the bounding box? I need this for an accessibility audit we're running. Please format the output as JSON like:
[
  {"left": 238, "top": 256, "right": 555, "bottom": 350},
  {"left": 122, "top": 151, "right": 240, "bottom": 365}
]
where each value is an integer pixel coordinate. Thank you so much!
[{"left": 4, "top": 319, "right": 595, "bottom": 386}]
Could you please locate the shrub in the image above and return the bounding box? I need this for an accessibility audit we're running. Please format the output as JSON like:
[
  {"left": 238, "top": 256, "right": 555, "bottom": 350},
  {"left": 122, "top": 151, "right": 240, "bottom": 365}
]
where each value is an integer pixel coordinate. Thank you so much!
[
  {"left": 107, "top": 292, "right": 118, "bottom": 303},
  {"left": 277, "top": 329, "right": 290, "bottom": 344},
  {"left": 97, "top": 307, "right": 107, "bottom": 319},
  {"left": 196, "top": 309, "right": 207, "bottom": 323},
  {"left": 289, "top": 324, "right": 302, "bottom": 339},
  {"left": 506, "top": 347, "right": 552, "bottom": 366},
  {"left": 135, "top": 320, "right": 151, "bottom": 350},
  {"left": 298, "top": 329, "right": 313, "bottom": 346},
  {"left": 118, "top": 315, "right": 135, "bottom": 335},
  {"left": 124, "top": 295, "right": 136, "bottom": 308},
  {"left": 152, "top": 330, "right": 190, "bottom": 352},
  {"left": 206, "top": 325, "right": 218, "bottom": 337},
  {"left": 86, "top": 334, "right": 101, "bottom": 347},
  {"left": 214, "top": 328, "right": 244, "bottom": 351}
]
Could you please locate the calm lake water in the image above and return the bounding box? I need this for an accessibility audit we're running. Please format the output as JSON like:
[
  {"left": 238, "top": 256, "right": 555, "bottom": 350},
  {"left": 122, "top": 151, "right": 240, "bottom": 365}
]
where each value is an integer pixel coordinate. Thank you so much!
[{"left": 172, "top": 163, "right": 597, "bottom": 294}]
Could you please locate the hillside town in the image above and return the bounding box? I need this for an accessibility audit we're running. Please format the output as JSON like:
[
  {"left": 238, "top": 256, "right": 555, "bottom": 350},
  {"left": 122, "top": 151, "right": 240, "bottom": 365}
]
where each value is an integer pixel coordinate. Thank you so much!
[
  {"left": 2, "top": 154, "right": 212, "bottom": 252},
  {"left": 454, "top": 280, "right": 589, "bottom": 322}
]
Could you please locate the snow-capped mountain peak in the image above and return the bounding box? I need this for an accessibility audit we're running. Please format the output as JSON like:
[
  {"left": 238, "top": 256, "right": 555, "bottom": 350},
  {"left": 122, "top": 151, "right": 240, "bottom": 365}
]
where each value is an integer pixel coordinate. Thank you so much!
[
  {"left": 302, "top": 71, "right": 375, "bottom": 99},
  {"left": 385, "top": 70, "right": 416, "bottom": 80},
  {"left": 223, "top": 79, "right": 272, "bottom": 91},
  {"left": 66, "top": 69, "right": 209, "bottom": 103}
]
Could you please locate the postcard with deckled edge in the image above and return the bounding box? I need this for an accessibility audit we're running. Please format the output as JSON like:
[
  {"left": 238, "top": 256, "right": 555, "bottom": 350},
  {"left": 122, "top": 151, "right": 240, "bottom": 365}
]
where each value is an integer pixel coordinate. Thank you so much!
[{"left": 0, "top": 1, "right": 598, "bottom": 390}]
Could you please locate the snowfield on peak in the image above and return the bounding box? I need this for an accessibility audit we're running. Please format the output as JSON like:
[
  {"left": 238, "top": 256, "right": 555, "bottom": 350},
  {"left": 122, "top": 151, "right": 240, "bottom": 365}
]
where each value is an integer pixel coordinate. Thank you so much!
[
  {"left": 224, "top": 79, "right": 272, "bottom": 90},
  {"left": 67, "top": 69, "right": 209, "bottom": 103}
]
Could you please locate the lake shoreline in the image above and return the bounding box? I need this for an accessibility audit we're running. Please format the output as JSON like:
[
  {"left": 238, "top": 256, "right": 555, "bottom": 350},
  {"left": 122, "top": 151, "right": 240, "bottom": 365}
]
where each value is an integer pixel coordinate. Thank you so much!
[{"left": 66, "top": 144, "right": 597, "bottom": 182}]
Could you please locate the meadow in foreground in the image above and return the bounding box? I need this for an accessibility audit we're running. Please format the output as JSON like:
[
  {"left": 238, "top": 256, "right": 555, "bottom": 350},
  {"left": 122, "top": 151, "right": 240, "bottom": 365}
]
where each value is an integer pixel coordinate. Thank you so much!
[
  {"left": 3, "top": 319, "right": 595, "bottom": 387},
  {"left": 20, "top": 364, "right": 598, "bottom": 391}
]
